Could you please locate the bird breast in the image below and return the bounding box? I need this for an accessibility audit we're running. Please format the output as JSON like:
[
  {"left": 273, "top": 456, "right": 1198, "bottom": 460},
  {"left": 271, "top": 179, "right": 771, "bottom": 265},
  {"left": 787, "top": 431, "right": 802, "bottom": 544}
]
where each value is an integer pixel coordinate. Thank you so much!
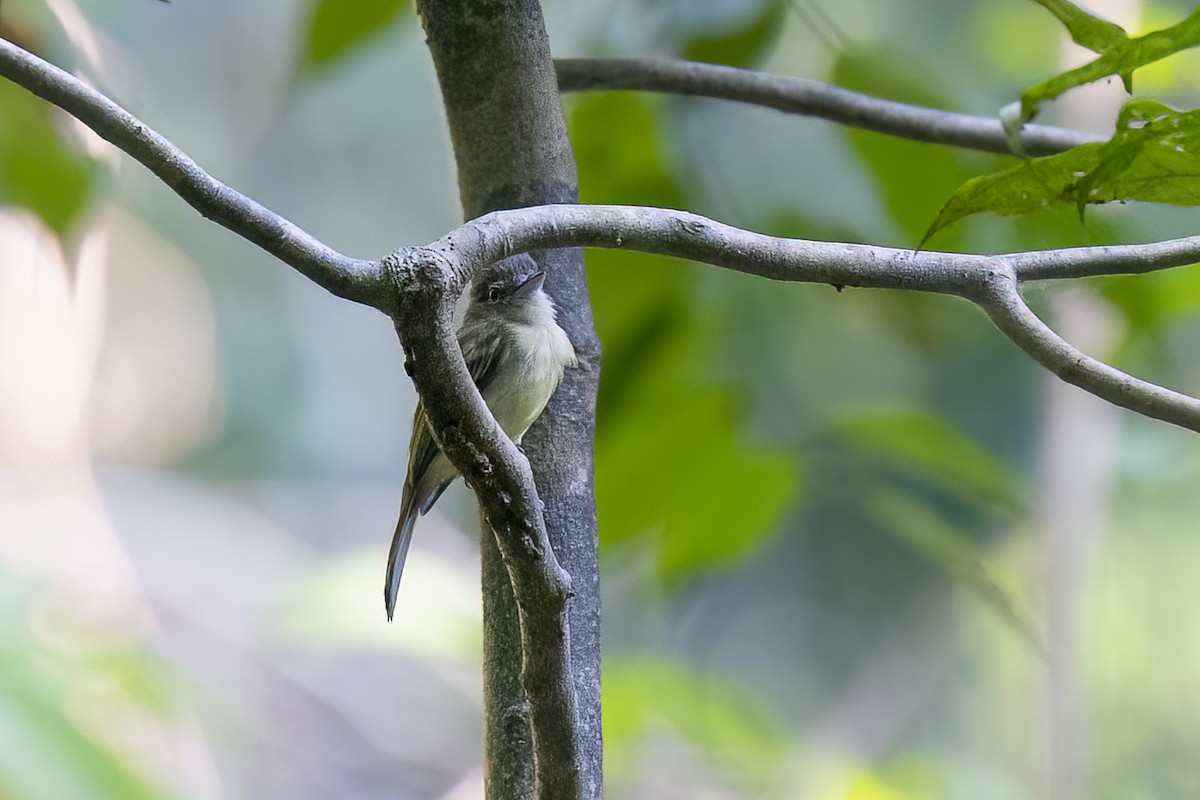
[{"left": 484, "top": 318, "right": 576, "bottom": 443}]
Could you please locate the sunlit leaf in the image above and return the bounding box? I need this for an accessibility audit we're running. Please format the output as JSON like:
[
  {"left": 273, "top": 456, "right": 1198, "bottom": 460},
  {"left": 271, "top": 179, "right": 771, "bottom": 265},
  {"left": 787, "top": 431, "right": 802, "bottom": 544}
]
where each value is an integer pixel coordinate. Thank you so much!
[
  {"left": 300, "top": 0, "right": 409, "bottom": 72},
  {"left": 0, "top": 80, "right": 96, "bottom": 232},
  {"left": 604, "top": 657, "right": 786, "bottom": 780},
  {"left": 1026, "top": 0, "right": 1127, "bottom": 55},
  {"left": 924, "top": 101, "right": 1200, "bottom": 241},
  {"left": 833, "top": 410, "right": 1024, "bottom": 511},
  {"left": 1020, "top": 8, "right": 1200, "bottom": 121},
  {"left": 841, "top": 770, "right": 919, "bottom": 800}
]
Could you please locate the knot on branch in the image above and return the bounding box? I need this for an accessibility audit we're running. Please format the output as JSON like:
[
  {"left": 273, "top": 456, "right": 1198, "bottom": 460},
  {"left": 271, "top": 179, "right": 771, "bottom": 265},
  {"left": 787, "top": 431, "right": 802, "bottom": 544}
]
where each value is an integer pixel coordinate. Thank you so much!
[
  {"left": 381, "top": 244, "right": 464, "bottom": 304},
  {"left": 437, "top": 422, "right": 498, "bottom": 479},
  {"left": 970, "top": 260, "right": 1018, "bottom": 302},
  {"left": 672, "top": 215, "right": 709, "bottom": 237}
]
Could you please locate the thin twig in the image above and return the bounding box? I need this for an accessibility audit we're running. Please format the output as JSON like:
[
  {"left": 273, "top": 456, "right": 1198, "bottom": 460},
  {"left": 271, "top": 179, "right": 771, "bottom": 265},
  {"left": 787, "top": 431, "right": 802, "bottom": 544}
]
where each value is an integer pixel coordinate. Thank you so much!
[
  {"left": 974, "top": 270, "right": 1200, "bottom": 430},
  {"left": 1008, "top": 236, "right": 1200, "bottom": 281},
  {"left": 555, "top": 57, "right": 1101, "bottom": 156}
]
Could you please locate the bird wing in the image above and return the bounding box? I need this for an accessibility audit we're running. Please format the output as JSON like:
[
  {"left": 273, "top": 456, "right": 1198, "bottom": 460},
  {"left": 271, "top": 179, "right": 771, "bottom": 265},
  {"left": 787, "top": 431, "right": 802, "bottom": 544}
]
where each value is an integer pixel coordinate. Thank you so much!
[
  {"left": 405, "top": 330, "right": 511, "bottom": 505},
  {"left": 388, "top": 330, "right": 516, "bottom": 619}
]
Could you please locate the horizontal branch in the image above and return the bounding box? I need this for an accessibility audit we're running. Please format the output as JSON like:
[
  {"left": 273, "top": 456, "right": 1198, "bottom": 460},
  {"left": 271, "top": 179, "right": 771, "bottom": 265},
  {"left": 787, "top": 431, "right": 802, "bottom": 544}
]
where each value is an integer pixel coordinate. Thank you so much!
[
  {"left": 555, "top": 58, "right": 1102, "bottom": 157},
  {"left": 424, "top": 203, "right": 1200, "bottom": 291},
  {"left": 0, "top": 37, "right": 388, "bottom": 308},
  {"left": 415, "top": 204, "right": 1200, "bottom": 434},
  {"left": 4, "top": 35, "right": 1199, "bottom": 442}
]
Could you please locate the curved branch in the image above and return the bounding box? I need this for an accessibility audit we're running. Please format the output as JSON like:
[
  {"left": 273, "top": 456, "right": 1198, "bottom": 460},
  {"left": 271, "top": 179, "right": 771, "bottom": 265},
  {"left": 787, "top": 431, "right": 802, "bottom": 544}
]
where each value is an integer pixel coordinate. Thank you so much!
[
  {"left": 555, "top": 58, "right": 1101, "bottom": 157},
  {"left": 0, "top": 37, "right": 388, "bottom": 308},
  {"left": 975, "top": 272, "right": 1200, "bottom": 432},
  {"left": 429, "top": 203, "right": 1200, "bottom": 292},
  {"left": 439, "top": 204, "right": 993, "bottom": 292},
  {"left": 420, "top": 205, "right": 1200, "bottom": 435}
]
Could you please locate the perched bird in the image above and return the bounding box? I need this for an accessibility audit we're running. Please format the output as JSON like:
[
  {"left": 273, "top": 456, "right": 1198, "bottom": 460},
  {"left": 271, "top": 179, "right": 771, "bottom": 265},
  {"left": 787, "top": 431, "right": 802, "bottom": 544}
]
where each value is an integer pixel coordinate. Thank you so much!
[{"left": 385, "top": 266, "right": 577, "bottom": 620}]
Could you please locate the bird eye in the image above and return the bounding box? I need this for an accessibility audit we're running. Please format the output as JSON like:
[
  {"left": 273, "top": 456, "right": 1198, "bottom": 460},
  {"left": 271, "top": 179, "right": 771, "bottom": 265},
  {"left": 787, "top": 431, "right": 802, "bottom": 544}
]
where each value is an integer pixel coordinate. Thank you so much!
[{"left": 488, "top": 287, "right": 500, "bottom": 302}]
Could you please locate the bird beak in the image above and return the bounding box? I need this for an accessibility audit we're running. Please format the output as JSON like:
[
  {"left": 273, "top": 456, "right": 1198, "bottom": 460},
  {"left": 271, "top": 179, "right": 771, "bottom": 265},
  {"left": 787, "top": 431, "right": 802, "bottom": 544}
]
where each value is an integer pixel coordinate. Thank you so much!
[{"left": 513, "top": 270, "right": 546, "bottom": 298}]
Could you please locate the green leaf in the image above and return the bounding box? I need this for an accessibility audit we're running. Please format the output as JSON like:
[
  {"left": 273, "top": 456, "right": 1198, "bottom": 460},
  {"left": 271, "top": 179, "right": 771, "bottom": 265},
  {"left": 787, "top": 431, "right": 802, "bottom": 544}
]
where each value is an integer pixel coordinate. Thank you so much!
[
  {"left": 0, "top": 80, "right": 96, "bottom": 233},
  {"left": 595, "top": 337, "right": 798, "bottom": 581},
  {"left": 572, "top": 94, "right": 799, "bottom": 582},
  {"left": 1026, "top": 0, "right": 1127, "bottom": 55},
  {"left": 924, "top": 101, "right": 1200, "bottom": 240},
  {"left": 300, "top": 0, "right": 409, "bottom": 72},
  {"left": 682, "top": 0, "right": 786, "bottom": 68},
  {"left": 1020, "top": 8, "right": 1200, "bottom": 121},
  {"left": 867, "top": 490, "right": 1042, "bottom": 652},
  {"left": 833, "top": 410, "right": 1025, "bottom": 511}
]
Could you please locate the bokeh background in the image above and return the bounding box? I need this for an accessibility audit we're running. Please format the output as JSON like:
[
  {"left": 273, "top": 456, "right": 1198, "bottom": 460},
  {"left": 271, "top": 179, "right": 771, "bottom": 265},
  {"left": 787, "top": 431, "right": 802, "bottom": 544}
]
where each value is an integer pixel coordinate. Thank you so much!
[{"left": 3, "top": 0, "right": 1200, "bottom": 797}]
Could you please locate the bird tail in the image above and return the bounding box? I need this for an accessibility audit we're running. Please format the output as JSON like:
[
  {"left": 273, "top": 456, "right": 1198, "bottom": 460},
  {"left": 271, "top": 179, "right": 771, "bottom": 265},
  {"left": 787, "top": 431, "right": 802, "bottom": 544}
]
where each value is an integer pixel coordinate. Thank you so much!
[
  {"left": 385, "top": 491, "right": 419, "bottom": 622},
  {"left": 384, "top": 479, "right": 450, "bottom": 620}
]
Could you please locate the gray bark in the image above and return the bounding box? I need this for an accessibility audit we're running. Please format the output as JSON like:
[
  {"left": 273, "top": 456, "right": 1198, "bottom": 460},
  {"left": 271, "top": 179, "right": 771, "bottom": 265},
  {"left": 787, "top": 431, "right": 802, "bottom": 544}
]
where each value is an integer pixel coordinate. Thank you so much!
[{"left": 411, "top": 2, "right": 603, "bottom": 799}]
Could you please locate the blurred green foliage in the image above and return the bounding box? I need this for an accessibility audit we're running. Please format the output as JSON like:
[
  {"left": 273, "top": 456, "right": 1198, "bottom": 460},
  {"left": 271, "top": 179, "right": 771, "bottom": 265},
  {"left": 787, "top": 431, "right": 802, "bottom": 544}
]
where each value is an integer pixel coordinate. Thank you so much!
[
  {"left": 0, "top": 584, "right": 167, "bottom": 800},
  {"left": 603, "top": 656, "right": 786, "bottom": 788},
  {"left": 682, "top": 0, "right": 786, "bottom": 67},
  {"left": 834, "top": 410, "right": 1024, "bottom": 511},
  {"left": 0, "top": 79, "right": 96, "bottom": 233},
  {"left": 833, "top": 50, "right": 977, "bottom": 247},
  {"left": 572, "top": 92, "right": 798, "bottom": 581},
  {"left": 300, "top": 0, "right": 410, "bottom": 72}
]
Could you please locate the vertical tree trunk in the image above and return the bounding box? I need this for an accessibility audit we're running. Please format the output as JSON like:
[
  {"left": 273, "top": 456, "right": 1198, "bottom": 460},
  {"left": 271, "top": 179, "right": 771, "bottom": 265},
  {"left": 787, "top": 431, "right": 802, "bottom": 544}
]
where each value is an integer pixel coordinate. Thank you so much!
[{"left": 412, "top": 2, "right": 603, "bottom": 798}]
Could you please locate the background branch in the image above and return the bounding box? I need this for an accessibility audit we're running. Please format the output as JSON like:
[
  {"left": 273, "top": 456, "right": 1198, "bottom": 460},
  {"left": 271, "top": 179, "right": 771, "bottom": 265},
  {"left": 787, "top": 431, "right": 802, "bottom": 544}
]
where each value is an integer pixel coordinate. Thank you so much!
[{"left": 555, "top": 57, "right": 1101, "bottom": 156}]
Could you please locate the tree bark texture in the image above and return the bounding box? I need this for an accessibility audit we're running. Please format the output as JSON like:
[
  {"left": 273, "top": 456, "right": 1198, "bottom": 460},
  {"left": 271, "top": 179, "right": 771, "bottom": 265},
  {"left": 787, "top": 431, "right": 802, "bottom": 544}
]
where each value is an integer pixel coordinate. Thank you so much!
[{"left": 412, "top": 2, "right": 603, "bottom": 798}]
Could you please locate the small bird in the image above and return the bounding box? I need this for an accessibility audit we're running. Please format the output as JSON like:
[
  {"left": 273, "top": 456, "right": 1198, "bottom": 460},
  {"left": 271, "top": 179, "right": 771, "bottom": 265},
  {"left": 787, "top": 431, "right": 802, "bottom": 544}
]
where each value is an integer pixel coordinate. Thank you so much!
[{"left": 385, "top": 266, "right": 577, "bottom": 620}]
